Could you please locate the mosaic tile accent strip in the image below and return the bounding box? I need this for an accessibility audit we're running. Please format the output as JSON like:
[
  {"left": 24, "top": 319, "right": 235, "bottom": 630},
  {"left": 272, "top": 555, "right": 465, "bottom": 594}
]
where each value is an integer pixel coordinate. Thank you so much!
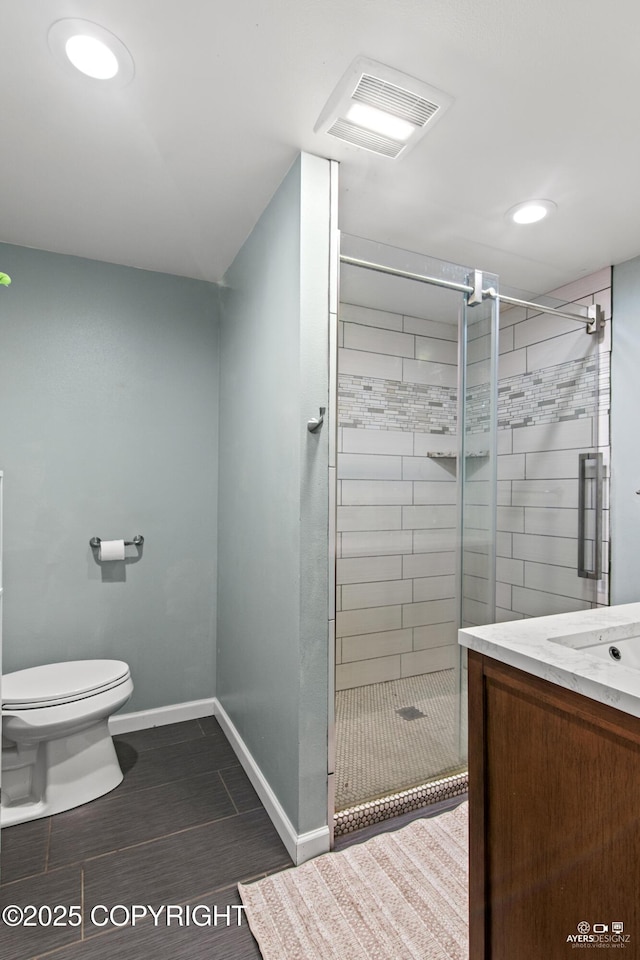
[
  {"left": 335, "top": 671, "right": 464, "bottom": 811},
  {"left": 339, "top": 374, "right": 457, "bottom": 434},
  {"left": 334, "top": 771, "right": 468, "bottom": 836},
  {"left": 463, "top": 355, "right": 612, "bottom": 434},
  {"left": 467, "top": 356, "right": 598, "bottom": 432},
  {"left": 498, "top": 359, "right": 597, "bottom": 429}
]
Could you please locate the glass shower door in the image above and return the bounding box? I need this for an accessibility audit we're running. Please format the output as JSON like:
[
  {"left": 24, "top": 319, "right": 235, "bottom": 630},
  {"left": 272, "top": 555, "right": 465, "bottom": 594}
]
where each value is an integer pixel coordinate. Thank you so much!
[
  {"left": 334, "top": 236, "right": 500, "bottom": 822},
  {"left": 457, "top": 282, "right": 499, "bottom": 763}
]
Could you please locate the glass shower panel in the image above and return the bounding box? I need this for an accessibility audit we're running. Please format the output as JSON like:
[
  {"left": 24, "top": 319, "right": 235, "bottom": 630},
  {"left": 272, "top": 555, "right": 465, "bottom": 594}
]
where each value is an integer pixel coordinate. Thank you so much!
[
  {"left": 493, "top": 286, "right": 610, "bottom": 619},
  {"left": 335, "top": 235, "right": 498, "bottom": 814},
  {"left": 457, "top": 286, "right": 499, "bottom": 765},
  {"left": 459, "top": 290, "right": 499, "bottom": 630}
]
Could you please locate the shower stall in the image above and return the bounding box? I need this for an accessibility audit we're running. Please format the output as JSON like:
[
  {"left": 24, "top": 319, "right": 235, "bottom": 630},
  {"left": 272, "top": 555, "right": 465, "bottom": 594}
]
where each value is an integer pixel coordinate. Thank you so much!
[{"left": 331, "top": 234, "right": 610, "bottom": 833}]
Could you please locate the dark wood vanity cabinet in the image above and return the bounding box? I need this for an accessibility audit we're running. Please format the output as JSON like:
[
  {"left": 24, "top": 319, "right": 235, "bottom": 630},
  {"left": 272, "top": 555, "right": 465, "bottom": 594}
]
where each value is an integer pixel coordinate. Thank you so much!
[{"left": 468, "top": 650, "right": 640, "bottom": 959}]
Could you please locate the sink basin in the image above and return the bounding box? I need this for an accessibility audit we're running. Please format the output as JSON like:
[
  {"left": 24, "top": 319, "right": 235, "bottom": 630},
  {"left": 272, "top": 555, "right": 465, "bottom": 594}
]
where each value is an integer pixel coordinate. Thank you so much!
[
  {"left": 587, "top": 635, "right": 640, "bottom": 669},
  {"left": 459, "top": 602, "right": 640, "bottom": 720},
  {"left": 550, "top": 621, "right": 640, "bottom": 671}
]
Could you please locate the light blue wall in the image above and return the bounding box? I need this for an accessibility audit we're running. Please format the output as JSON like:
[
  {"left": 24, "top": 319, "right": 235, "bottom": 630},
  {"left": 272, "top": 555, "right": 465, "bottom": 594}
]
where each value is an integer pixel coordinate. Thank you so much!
[
  {"left": 0, "top": 243, "right": 220, "bottom": 711},
  {"left": 611, "top": 256, "right": 640, "bottom": 604},
  {"left": 217, "top": 153, "right": 331, "bottom": 835}
]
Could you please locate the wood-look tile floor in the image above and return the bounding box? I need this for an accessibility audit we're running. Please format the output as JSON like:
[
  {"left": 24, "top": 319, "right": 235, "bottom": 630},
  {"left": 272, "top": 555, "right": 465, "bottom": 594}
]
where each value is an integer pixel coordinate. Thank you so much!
[{"left": 0, "top": 717, "right": 293, "bottom": 960}]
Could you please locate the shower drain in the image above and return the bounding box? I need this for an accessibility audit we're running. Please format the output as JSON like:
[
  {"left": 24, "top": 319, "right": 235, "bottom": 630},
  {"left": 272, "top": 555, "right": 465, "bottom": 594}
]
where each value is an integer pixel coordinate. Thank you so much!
[{"left": 396, "top": 705, "right": 427, "bottom": 721}]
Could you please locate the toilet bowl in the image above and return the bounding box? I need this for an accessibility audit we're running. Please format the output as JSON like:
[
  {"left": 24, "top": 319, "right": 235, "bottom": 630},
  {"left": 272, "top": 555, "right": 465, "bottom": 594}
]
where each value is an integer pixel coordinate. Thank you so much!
[{"left": 1, "top": 660, "right": 133, "bottom": 827}]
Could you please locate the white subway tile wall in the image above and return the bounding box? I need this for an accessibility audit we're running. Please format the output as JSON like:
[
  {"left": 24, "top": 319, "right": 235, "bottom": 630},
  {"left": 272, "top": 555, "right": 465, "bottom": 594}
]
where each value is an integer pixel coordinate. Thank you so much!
[
  {"left": 336, "top": 274, "right": 611, "bottom": 690},
  {"left": 337, "top": 302, "right": 460, "bottom": 690}
]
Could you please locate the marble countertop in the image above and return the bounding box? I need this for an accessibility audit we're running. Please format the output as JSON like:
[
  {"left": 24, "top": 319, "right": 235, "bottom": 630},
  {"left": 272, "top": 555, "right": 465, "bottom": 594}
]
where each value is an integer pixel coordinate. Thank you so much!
[{"left": 459, "top": 602, "right": 640, "bottom": 719}]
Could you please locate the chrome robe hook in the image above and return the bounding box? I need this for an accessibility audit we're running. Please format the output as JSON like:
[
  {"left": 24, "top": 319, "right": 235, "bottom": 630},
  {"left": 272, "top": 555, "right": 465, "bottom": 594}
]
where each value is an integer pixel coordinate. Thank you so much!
[{"left": 307, "top": 407, "right": 325, "bottom": 433}]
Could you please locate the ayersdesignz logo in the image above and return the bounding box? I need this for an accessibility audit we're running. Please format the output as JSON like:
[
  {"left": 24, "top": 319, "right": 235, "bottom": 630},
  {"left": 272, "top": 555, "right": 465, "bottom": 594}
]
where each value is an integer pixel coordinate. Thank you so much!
[{"left": 566, "top": 920, "right": 630, "bottom": 948}]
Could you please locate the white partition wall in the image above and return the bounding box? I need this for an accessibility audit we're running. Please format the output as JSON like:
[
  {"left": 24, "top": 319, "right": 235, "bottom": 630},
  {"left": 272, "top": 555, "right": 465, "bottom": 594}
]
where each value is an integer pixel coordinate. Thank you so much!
[
  {"left": 0, "top": 472, "right": 2, "bottom": 874},
  {"left": 216, "top": 153, "right": 335, "bottom": 864}
]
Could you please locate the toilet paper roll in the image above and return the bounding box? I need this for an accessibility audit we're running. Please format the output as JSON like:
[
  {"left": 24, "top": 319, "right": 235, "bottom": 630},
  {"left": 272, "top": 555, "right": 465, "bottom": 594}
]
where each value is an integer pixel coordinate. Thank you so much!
[{"left": 99, "top": 539, "right": 126, "bottom": 561}]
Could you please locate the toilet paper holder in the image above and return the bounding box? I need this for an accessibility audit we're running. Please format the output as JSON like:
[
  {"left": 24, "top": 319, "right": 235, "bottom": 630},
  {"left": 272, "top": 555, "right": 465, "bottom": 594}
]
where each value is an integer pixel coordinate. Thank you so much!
[{"left": 89, "top": 535, "right": 144, "bottom": 548}]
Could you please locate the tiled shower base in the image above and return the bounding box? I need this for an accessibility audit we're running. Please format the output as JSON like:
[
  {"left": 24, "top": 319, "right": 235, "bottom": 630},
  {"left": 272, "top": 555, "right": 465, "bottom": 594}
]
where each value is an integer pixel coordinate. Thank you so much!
[{"left": 334, "top": 670, "right": 468, "bottom": 835}]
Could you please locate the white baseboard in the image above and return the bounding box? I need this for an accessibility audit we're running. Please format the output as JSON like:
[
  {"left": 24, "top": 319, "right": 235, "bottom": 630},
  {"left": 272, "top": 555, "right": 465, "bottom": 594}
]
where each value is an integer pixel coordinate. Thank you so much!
[
  {"left": 109, "top": 698, "right": 215, "bottom": 735},
  {"left": 213, "top": 698, "right": 330, "bottom": 866}
]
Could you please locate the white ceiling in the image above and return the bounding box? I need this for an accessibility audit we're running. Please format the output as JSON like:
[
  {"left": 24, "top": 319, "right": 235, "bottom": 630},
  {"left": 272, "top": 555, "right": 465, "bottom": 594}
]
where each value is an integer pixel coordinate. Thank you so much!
[{"left": 3, "top": 0, "right": 639, "bottom": 297}]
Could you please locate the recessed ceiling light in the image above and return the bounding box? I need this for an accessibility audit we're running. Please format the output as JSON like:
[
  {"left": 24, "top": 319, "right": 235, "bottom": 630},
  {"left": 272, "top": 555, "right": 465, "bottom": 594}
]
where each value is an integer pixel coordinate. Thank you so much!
[
  {"left": 65, "top": 35, "right": 119, "bottom": 80},
  {"left": 48, "top": 19, "right": 135, "bottom": 85},
  {"left": 507, "top": 199, "right": 557, "bottom": 224}
]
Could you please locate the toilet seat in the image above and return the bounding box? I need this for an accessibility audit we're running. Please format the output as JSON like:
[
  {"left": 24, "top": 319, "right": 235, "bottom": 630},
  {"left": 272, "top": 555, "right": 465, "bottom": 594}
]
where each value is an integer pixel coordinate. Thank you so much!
[{"left": 3, "top": 660, "right": 131, "bottom": 710}]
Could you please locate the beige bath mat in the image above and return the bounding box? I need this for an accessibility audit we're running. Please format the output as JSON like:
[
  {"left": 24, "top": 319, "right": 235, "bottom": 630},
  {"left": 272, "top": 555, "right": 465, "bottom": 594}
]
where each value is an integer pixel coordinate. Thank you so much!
[{"left": 238, "top": 801, "right": 468, "bottom": 960}]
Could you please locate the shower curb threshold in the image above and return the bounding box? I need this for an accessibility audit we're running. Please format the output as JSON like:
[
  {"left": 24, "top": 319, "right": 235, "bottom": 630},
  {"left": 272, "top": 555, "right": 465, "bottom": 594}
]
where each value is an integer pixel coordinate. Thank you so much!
[{"left": 334, "top": 769, "right": 468, "bottom": 836}]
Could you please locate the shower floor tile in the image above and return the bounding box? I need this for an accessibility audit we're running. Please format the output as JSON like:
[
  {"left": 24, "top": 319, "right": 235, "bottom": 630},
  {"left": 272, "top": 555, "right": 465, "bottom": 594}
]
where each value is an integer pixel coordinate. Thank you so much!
[{"left": 335, "top": 669, "right": 465, "bottom": 810}]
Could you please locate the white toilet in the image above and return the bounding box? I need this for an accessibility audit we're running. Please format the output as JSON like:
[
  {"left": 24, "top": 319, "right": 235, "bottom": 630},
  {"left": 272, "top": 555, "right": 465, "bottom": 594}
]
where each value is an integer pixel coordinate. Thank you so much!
[{"left": 1, "top": 660, "right": 133, "bottom": 827}]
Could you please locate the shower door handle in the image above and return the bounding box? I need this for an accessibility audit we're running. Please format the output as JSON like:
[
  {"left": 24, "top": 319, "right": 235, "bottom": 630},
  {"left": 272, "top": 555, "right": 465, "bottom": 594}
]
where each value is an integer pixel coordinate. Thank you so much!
[{"left": 578, "top": 452, "right": 603, "bottom": 580}]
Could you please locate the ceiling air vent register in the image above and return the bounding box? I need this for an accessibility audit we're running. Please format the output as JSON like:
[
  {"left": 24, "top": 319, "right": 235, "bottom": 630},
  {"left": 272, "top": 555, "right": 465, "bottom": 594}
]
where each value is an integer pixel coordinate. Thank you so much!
[
  {"left": 353, "top": 75, "right": 440, "bottom": 126},
  {"left": 315, "top": 57, "right": 453, "bottom": 159},
  {"left": 326, "top": 119, "right": 404, "bottom": 159}
]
